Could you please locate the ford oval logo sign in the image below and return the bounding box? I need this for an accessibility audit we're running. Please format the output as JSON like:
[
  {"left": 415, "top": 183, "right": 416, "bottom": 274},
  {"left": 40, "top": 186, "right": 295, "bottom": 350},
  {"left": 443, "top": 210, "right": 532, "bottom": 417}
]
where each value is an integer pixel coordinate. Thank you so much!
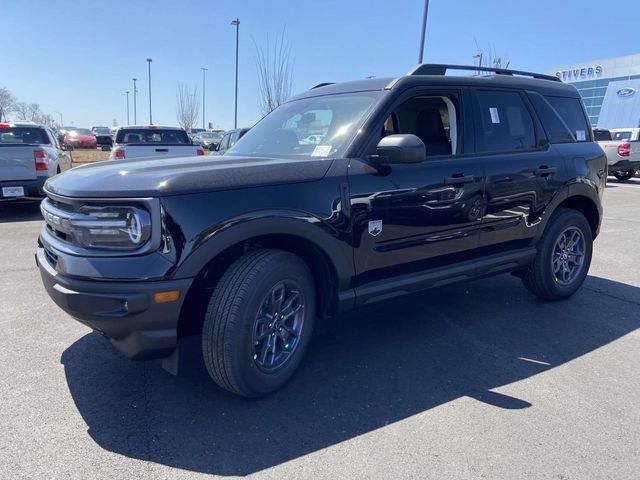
[{"left": 617, "top": 87, "right": 637, "bottom": 97}]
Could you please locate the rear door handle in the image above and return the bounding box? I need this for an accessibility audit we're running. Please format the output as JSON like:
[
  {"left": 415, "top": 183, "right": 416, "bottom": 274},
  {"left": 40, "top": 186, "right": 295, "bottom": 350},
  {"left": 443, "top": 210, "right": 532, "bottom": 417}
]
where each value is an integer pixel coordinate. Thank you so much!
[
  {"left": 155, "top": 148, "right": 169, "bottom": 152},
  {"left": 534, "top": 166, "right": 557, "bottom": 176},
  {"left": 444, "top": 174, "right": 475, "bottom": 185}
]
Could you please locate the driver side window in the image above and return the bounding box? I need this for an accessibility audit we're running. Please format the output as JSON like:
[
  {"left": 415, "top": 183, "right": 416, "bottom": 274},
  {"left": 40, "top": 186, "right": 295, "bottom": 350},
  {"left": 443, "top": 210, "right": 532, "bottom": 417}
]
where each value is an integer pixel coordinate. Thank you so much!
[{"left": 381, "top": 95, "right": 459, "bottom": 157}]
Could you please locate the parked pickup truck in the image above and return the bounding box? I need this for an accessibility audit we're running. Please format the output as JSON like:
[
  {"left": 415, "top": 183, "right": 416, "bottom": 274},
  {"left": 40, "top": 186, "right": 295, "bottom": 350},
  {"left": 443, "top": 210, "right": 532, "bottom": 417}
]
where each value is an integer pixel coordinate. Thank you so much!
[
  {"left": 0, "top": 122, "right": 72, "bottom": 201},
  {"left": 596, "top": 127, "right": 640, "bottom": 181},
  {"left": 110, "top": 126, "right": 205, "bottom": 161}
]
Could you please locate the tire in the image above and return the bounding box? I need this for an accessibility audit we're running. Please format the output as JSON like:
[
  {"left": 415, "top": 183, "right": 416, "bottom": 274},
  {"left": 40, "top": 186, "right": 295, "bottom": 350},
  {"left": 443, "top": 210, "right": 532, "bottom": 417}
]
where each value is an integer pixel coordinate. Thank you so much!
[
  {"left": 522, "top": 208, "right": 593, "bottom": 301},
  {"left": 613, "top": 171, "right": 634, "bottom": 181},
  {"left": 202, "top": 249, "right": 315, "bottom": 397}
]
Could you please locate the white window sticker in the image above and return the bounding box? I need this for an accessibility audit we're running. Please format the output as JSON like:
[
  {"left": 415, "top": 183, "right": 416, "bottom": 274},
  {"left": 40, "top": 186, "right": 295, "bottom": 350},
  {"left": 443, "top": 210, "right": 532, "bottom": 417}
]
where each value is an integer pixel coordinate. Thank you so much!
[
  {"left": 311, "top": 145, "right": 332, "bottom": 157},
  {"left": 489, "top": 107, "right": 500, "bottom": 124},
  {"left": 576, "top": 130, "right": 586, "bottom": 141}
]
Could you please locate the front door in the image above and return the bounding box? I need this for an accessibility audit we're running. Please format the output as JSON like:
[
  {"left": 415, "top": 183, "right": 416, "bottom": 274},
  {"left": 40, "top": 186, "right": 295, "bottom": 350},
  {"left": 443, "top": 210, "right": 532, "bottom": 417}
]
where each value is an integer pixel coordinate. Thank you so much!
[{"left": 348, "top": 89, "right": 485, "bottom": 287}]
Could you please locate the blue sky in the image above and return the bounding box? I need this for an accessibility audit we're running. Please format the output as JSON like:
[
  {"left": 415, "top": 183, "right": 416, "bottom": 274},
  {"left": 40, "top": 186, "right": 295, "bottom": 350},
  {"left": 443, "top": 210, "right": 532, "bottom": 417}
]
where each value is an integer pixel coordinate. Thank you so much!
[{"left": 1, "top": 0, "right": 636, "bottom": 129}]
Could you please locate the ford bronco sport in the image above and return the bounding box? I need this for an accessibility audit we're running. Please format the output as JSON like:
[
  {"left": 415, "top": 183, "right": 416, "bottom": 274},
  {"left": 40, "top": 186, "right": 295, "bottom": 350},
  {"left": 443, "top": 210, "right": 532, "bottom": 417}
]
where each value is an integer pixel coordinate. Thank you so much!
[{"left": 37, "top": 64, "right": 605, "bottom": 397}]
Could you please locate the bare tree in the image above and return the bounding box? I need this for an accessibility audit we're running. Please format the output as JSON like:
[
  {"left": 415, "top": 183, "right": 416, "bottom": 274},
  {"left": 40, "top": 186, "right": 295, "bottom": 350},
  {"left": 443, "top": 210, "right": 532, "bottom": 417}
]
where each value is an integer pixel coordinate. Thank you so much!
[
  {"left": 0, "top": 87, "right": 15, "bottom": 122},
  {"left": 12, "top": 101, "right": 29, "bottom": 120},
  {"left": 254, "top": 30, "right": 295, "bottom": 115},
  {"left": 176, "top": 83, "right": 200, "bottom": 131}
]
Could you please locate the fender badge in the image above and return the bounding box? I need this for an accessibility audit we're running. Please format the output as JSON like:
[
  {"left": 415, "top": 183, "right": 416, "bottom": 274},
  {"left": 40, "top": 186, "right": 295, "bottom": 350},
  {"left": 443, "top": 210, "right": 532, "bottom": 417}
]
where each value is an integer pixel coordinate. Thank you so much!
[{"left": 368, "top": 220, "right": 383, "bottom": 236}]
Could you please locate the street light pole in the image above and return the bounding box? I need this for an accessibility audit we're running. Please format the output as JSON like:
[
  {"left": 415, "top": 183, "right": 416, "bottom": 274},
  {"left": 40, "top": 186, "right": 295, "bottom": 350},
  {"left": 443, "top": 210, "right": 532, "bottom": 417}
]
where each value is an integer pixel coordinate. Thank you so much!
[
  {"left": 54, "top": 111, "right": 63, "bottom": 126},
  {"left": 201, "top": 67, "right": 208, "bottom": 129},
  {"left": 125, "top": 91, "right": 130, "bottom": 125},
  {"left": 132, "top": 78, "right": 138, "bottom": 124},
  {"left": 231, "top": 18, "right": 240, "bottom": 128},
  {"left": 146, "top": 58, "right": 153, "bottom": 124},
  {"left": 418, "top": 0, "right": 430, "bottom": 63}
]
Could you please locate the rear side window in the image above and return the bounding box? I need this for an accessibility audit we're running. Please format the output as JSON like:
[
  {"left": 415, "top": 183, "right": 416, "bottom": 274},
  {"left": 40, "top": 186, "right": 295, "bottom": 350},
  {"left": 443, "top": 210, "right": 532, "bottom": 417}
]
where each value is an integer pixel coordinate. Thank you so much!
[
  {"left": 612, "top": 131, "right": 632, "bottom": 141},
  {"left": 544, "top": 96, "right": 590, "bottom": 142},
  {"left": 0, "top": 127, "right": 50, "bottom": 145},
  {"left": 473, "top": 90, "right": 537, "bottom": 153},
  {"left": 115, "top": 129, "right": 190, "bottom": 144}
]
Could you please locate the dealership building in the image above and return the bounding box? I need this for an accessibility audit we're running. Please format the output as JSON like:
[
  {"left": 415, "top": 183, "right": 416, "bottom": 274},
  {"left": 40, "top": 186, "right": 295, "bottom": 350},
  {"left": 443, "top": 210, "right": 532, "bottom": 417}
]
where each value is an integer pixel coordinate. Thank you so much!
[{"left": 546, "top": 54, "right": 640, "bottom": 128}]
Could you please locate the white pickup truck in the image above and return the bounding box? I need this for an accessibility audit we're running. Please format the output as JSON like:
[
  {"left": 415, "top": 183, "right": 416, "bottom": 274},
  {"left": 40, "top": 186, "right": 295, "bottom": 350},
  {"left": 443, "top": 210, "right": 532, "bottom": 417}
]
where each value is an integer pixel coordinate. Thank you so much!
[
  {"left": 596, "top": 127, "right": 640, "bottom": 181},
  {"left": 110, "top": 126, "right": 205, "bottom": 161},
  {"left": 0, "top": 122, "right": 72, "bottom": 201}
]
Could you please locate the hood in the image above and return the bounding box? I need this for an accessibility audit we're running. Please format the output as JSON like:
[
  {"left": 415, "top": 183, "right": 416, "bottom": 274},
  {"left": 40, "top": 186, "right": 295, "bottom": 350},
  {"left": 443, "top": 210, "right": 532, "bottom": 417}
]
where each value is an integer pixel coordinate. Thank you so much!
[{"left": 45, "top": 155, "right": 334, "bottom": 198}]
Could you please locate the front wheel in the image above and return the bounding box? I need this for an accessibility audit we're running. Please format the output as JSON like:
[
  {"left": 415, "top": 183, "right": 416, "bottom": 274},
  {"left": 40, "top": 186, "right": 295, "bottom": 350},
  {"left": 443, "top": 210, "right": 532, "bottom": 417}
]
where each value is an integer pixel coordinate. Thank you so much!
[
  {"left": 613, "top": 171, "right": 634, "bottom": 181},
  {"left": 202, "top": 249, "right": 315, "bottom": 397},
  {"left": 522, "top": 208, "right": 593, "bottom": 301}
]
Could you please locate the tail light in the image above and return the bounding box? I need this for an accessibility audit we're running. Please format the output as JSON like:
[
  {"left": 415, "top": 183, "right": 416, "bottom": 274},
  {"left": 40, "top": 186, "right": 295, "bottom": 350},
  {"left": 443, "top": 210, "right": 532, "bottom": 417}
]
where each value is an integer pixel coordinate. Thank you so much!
[
  {"left": 34, "top": 150, "right": 48, "bottom": 171},
  {"left": 618, "top": 143, "right": 631, "bottom": 157},
  {"left": 114, "top": 149, "right": 125, "bottom": 159},
  {"left": 196, "top": 149, "right": 205, "bottom": 156}
]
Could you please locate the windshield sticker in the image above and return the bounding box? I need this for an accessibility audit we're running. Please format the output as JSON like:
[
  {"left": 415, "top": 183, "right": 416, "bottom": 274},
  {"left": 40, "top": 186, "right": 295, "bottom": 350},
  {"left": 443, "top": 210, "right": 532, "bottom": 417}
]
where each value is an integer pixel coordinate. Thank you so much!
[
  {"left": 576, "top": 130, "right": 586, "bottom": 141},
  {"left": 489, "top": 107, "right": 500, "bottom": 124},
  {"left": 311, "top": 145, "right": 332, "bottom": 157}
]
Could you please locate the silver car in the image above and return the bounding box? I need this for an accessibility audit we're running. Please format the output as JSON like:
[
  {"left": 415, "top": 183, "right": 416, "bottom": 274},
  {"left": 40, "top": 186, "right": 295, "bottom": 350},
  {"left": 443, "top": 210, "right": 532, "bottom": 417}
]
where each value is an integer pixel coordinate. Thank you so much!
[{"left": 0, "top": 122, "right": 72, "bottom": 201}]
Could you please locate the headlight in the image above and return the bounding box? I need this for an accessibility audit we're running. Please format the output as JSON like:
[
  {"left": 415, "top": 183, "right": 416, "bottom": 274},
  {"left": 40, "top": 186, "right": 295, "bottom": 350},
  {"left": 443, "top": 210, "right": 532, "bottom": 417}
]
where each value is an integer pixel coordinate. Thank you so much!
[{"left": 70, "top": 205, "right": 152, "bottom": 249}]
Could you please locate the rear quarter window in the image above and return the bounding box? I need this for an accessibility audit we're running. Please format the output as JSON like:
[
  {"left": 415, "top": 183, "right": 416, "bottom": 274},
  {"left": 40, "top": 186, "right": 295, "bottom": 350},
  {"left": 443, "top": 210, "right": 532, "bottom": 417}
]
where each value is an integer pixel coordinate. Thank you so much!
[{"left": 544, "top": 96, "right": 590, "bottom": 142}]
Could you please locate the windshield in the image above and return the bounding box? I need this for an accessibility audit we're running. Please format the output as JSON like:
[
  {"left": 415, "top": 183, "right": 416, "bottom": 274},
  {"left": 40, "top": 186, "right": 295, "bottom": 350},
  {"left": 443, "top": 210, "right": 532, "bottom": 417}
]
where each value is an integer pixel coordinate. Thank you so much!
[
  {"left": 593, "top": 130, "right": 611, "bottom": 141},
  {"left": 93, "top": 127, "right": 111, "bottom": 135},
  {"left": 69, "top": 128, "right": 93, "bottom": 136},
  {"left": 227, "top": 91, "right": 381, "bottom": 159},
  {"left": 612, "top": 131, "right": 632, "bottom": 141},
  {"left": 206, "top": 132, "right": 222, "bottom": 139},
  {"left": 0, "top": 127, "right": 50, "bottom": 145},
  {"left": 115, "top": 128, "right": 190, "bottom": 144}
]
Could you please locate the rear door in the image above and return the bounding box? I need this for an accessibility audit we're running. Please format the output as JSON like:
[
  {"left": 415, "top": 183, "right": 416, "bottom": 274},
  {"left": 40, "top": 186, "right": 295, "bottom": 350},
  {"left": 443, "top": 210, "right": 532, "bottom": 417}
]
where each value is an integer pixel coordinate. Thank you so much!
[
  {"left": 0, "top": 126, "right": 44, "bottom": 181},
  {"left": 472, "top": 89, "right": 565, "bottom": 252}
]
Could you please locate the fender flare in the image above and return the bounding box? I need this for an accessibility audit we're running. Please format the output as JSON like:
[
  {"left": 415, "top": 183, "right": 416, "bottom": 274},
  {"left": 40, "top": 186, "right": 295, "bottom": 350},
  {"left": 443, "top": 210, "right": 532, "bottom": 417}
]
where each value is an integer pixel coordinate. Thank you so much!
[{"left": 173, "top": 212, "right": 354, "bottom": 291}]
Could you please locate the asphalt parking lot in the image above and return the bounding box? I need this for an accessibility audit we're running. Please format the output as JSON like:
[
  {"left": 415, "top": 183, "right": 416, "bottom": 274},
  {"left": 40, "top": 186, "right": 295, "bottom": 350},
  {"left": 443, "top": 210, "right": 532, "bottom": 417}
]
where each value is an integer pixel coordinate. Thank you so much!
[{"left": 1, "top": 179, "right": 639, "bottom": 480}]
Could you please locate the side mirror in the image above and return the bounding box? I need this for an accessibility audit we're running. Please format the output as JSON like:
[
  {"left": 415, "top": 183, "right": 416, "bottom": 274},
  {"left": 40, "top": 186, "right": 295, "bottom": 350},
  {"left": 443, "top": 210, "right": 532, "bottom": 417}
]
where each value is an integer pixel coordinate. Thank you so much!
[
  {"left": 375, "top": 134, "right": 425, "bottom": 164},
  {"left": 61, "top": 144, "right": 73, "bottom": 151}
]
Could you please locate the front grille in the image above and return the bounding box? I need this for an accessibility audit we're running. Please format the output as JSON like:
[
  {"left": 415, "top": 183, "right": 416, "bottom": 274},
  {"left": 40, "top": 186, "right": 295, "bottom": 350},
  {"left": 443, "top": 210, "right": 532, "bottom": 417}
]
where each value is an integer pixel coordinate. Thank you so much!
[{"left": 41, "top": 196, "right": 78, "bottom": 247}]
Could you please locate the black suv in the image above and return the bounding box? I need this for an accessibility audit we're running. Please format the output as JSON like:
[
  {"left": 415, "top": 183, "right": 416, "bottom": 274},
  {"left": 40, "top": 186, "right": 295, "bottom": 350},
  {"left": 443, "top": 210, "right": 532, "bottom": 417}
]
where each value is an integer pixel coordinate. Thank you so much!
[{"left": 37, "top": 64, "right": 606, "bottom": 397}]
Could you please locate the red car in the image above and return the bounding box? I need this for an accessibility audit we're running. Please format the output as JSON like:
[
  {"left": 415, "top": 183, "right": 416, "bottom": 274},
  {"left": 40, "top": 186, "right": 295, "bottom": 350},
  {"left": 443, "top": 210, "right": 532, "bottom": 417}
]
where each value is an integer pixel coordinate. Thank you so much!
[{"left": 63, "top": 128, "right": 97, "bottom": 149}]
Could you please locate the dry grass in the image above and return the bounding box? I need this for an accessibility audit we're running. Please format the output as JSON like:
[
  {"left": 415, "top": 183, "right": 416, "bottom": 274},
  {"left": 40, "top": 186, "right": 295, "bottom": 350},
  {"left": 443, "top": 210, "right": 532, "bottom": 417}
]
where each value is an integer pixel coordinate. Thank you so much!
[{"left": 71, "top": 149, "right": 110, "bottom": 167}]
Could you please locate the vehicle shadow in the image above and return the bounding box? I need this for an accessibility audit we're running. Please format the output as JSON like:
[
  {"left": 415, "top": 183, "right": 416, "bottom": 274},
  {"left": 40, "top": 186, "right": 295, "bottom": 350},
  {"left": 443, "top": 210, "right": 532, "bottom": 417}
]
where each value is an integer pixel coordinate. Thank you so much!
[
  {"left": 0, "top": 201, "right": 42, "bottom": 223},
  {"left": 61, "top": 274, "right": 640, "bottom": 476}
]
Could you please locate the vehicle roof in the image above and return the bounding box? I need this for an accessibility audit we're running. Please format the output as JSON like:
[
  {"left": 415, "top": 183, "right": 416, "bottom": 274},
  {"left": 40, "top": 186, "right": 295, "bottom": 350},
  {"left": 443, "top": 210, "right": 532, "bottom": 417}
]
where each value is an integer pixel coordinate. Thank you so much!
[
  {"left": 116, "top": 125, "right": 185, "bottom": 131},
  {"left": 289, "top": 69, "right": 579, "bottom": 102},
  {"left": 0, "top": 121, "right": 46, "bottom": 128},
  {"left": 609, "top": 127, "right": 640, "bottom": 132}
]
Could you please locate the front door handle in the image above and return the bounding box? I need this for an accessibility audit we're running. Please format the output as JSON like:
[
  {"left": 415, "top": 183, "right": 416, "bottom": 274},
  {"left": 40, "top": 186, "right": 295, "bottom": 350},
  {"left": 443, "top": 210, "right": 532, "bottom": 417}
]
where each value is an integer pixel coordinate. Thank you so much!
[
  {"left": 444, "top": 174, "right": 475, "bottom": 185},
  {"left": 534, "top": 166, "right": 557, "bottom": 176}
]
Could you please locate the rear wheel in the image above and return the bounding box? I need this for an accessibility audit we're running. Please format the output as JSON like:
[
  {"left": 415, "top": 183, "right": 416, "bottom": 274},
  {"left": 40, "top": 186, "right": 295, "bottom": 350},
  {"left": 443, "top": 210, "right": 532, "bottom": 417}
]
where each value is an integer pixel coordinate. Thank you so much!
[
  {"left": 613, "top": 171, "right": 634, "bottom": 181},
  {"left": 202, "top": 249, "right": 315, "bottom": 397},
  {"left": 522, "top": 208, "right": 593, "bottom": 301}
]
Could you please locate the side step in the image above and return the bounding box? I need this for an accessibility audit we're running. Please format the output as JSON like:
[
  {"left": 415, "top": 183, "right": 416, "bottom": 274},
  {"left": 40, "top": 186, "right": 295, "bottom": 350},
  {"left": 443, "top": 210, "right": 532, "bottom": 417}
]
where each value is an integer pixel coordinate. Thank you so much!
[{"left": 355, "top": 248, "right": 536, "bottom": 306}]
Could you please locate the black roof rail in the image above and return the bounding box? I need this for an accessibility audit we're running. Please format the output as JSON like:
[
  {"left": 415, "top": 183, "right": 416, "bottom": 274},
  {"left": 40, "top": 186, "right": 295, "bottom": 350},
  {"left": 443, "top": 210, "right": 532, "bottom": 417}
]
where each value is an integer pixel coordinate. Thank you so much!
[
  {"left": 408, "top": 64, "right": 561, "bottom": 82},
  {"left": 311, "top": 82, "right": 335, "bottom": 89}
]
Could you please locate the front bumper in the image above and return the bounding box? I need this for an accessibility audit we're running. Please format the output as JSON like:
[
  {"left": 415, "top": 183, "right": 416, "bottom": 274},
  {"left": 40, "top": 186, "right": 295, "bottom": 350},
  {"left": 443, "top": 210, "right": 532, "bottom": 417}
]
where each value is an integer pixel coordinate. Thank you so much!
[
  {"left": 608, "top": 159, "right": 640, "bottom": 173},
  {"left": 36, "top": 246, "right": 192, "bottom": 360},
  {"left": 0, "top": 177, "right": 47, "bottom": 200}
]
